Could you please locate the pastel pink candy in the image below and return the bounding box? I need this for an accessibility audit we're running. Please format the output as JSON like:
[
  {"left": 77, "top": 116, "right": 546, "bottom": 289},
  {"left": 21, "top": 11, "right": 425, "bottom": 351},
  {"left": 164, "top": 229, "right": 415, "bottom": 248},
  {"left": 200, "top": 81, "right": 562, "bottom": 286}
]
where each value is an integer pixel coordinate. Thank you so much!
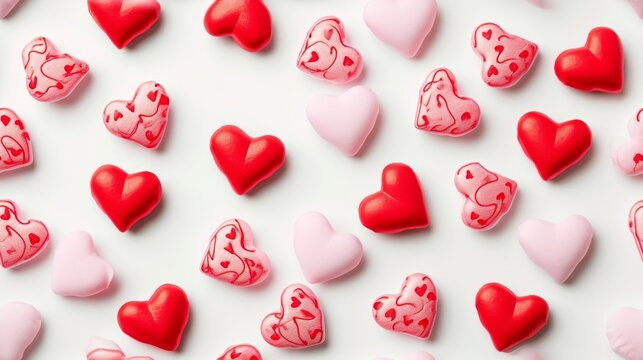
[
  {"left": 630, "top": 0, "right": 643, "bottom": 18},
  {"left": 0, "top": 302, "right": 41, "bottom": 360},
  {"left": 613, "top": 109, "right": 643, "bottom": 176},
  {"left": 607, "top": 308, "right": 643, "bottom": 360},
  {"left": 0, "top": 199, "right": 49, "bottom": 269},
  {"left": 0, "top": 0, "right": 20, "bottom": 18},
  {"left": 86, "top": 337, "right": 153, "bottom": 360},
  {"left": 519, "top": 215, "right": 592, "bottom": 283},
  {"left": 294, "top": 212, "right": 362, "bottom": 283},
  {"left": 52, "top": 231, "right": 114, "bottom": 297},
  {"left": 628, "top": 200, "right": 643, "bottom": 261},
  {"left": 363, "top": 0, "right": 437, "bottom": 57},
  {"left": 306, "top": 85, "right": 379, "bottom": 156},
  {"left": 0, "top": 108, "right": 33, "bottom": 174},
  {"left": 374, "top": 352, "right": 435, "bottom": 360}
]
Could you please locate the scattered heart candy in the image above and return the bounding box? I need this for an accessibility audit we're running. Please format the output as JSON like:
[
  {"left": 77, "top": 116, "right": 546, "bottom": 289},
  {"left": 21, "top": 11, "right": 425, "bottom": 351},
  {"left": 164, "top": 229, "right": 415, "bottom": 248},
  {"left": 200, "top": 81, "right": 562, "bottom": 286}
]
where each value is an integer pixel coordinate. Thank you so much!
[
  {"left": 216, "top": 344, "right": 262, "bottom": 360},
  {"left": 454, "top": 162, "right": 517, "bottom": 231},
  {"left": 0, "top": 200, "right": 49, "bottom": 269},
  {"left": 373, "top": 273, "right": 438, "bottom": 339},
  {"left": 201, "top": 218, "right": 271, "bottom": 287},
  {"left": 0, "top": 0, "right": 19, "bottom": 18},
  {"left": 117, "top": 284, "right": 190, "bottom": 351},
  {"left": 374, "top": 351, "right": 435, "bottom": 360},
  {"left": 415, "top": 67, "right": 481, "bottom": 136},
  {"left": 613, "top": 109, "right": 643, "bottom": 176},
  {"left": 90, "top": 164, "right": 162, "bottom": 232},
  {"left": 103, "top": 81, "right": 170, "bottom": 149},
  {"left": 471, "top": 23, "right": 538, "bottom": 88},
  {"left": 86, "top": 337, "right": 153, "bottom": 360},
  {"left": 607, "top": 307, "right": 643, "bottom": 360},
  {"left": 554, "top": 27, "right": 624, "bottom": 93},
  {"left": 204, "top": 0, "right": 272, "bottom": 52},
  {"left": 0, "top": 302, "right": 41, "bottom": 360},
  {"left": 261, "top": 283, "right": 325, "bottom": 349},
  {"left": 363, "top": 0, "right": 437, "bottom": 57},
  {"left": 87, "top": 0, "right": 161, "bottom": 49},
  {"left": 306, "top": 85, "right": 379, "bottom": 156},
  {"left": 22, "top": 37, "right": 89, "bottom": 102},
  {"left": 297, "top": 16, "right": 363, "bottom": 84},
  {"left": 630, "top": 0, "right": 643, "bottom": 18},
  {"left": 294, "top": 211, "right": 363, "bottom": 284},
  {"left": 628, "top": 200, "right": 643, "bottom": 261},
  {"left": 0, "top": 108, "right": 33, "bottom": 174}
]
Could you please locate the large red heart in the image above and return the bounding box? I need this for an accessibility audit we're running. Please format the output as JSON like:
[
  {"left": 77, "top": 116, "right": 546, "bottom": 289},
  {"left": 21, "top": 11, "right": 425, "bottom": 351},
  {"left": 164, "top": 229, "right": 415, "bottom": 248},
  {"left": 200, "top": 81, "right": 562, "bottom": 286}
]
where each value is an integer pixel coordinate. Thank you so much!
[
  {"left": 554, "top": 27, "right": 623, "bottom": 93},
  {"left": 117, "top": 284, "right": 190, "bottom": 351},
  {"left": 210, "top": 125, "right": 285, "bottom": 195},
  {"left": 90, "top": 164, "right": 162, "bottom": 232},
  {"left": 203, "top": 0, "right": 272, "bottom": 52},
  {"left": 475, "top": 283, "right": 549, "bottom": 352},
  {"left": 359, "top": 163, "right": 429, "bottom": 233},
  {"left": 517, "top": 111, "right": 592, "bottom": 181},
  {"left": 87, "top": 0, "right": 161, "bottom": 49}
]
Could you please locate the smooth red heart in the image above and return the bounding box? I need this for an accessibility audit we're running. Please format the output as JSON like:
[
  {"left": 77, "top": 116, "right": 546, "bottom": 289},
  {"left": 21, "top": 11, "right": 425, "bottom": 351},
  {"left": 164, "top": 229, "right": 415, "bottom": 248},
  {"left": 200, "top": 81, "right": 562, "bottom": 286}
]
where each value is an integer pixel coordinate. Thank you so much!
[
  {"left": 210, "top": 125, "right": 285, "bottom": 195},
  {"left": 203, "top": 0, "right": 272, "bottom": 52},
  {"left": 117, "top": 284, "right": 190, "bottom": 351},
  {"left": 476, "top": 283, "right": 549, "bottom": 352},
  {"left": 554, "top": 27, "right": 623, "bottom": 93},
  {"left": 517, "top": 111, "right": 592, "bottom": 181},
  {"left": 88, "top": 0, "right": 161, "bottom": 49},
  {"left": 359, "top": 163, "right": 429, "bottom": 233},
  {"left": 90, "top": 164, "right": 162, "bottom": 232}
]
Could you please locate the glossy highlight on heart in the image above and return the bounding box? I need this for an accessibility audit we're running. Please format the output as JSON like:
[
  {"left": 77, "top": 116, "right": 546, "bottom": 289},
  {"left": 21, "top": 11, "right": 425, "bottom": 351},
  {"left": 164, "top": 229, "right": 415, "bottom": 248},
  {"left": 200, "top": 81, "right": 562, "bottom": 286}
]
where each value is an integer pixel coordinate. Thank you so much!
[
  {"left": 204, "top": 0, "right": 272, "bottom": 52},
  {"left": 88, "top": 0, "right": 161, "bottom": 49},
  {"left": 86, "top": 337, "right": 153, "bottom": 360},
  {"left": 216, "top": 344, "right": 262, "bottom": 360},
  {"left": 0, "top": 200, "right": 49, "bottom": 269},
  {"left": 628, "top": 200, "right": 643, "bottom": 261},
  {"left": 613, "top": 109, "right": 643, "bottom": 176},
  {"left": 0, "top": 302, "right": 42, "bottom": 360},
  {"left": 0, "top": 108, "right": 32, "bottom": 174}
]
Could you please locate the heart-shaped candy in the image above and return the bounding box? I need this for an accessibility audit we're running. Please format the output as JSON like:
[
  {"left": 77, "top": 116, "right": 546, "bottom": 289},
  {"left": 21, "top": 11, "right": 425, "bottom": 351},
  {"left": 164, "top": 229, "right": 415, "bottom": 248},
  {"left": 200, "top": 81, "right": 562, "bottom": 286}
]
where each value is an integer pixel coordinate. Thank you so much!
[
  {"left": 88, "top": 0, "right": 161, "bottom": 49},
  {"left": 217, "top": 344, "right": 262, "bottom": 360},
  {"left": 261, "top": 283, "right": 325, "bottom": 349},
  {"left": 607, "top": 307, "right": 643, "bottom": 360},
  {"left": 374, "top": 351, "right": 435, "bottom": 360},
  {"left": 415, "top": 68, "right": 481, "bottom": 136},
  {"left": 297, "top": 16, "right": 363, "bottom": 84},
  {"left": 613, "top": 109, "right": 643, "bottom": 176},
  {"left": 294, "top": 212, "right": 363, "bottom": 284},
  {"left": 86, "top": 337, "right": 153, "bottom": 360},
  {"left": 22, "top": 37, "right": 89, "bottom": 102},
  {"left": 0, "top": 0, "right": 20, "bottom": 18},
  {"left": 0, "top": 108, "right": 32, "bottom": 174},
  {"left": 204, "top": 0, "right": 272, "bottom": 52},
  {"left": 0, "top": 200, "right": 49, "bottom": 269},
  {"left": 306, "top": 85, "right": 379, "bottom": 156},
  {"left": 630, "top": 0, "right": 643, "bottom": 18},
  {"left": 628, "top": 200, "right": 643, "bottom": 261},
  {"left": 0, "top": 302, "right": 41, "bottom": 360},
  {"left": 103, "top": 81, "right": 170, "bottom": 149}
]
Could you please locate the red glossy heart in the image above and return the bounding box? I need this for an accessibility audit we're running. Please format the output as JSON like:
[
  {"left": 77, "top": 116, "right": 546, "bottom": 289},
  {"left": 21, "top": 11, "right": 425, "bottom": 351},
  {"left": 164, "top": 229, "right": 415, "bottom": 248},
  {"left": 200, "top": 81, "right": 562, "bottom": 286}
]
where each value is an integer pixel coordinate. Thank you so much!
[
  {"left": 203, "top": 0, "right": 272, "bottom": 52},
  {"left": 476, "top": 283, "right": 549, "bottom": 352},
  {"left": 90, "top": 164, "right": 162, "bottom": 232},
  {"left": 554, "top": 27, "right": 623, "bottom": 93},
  {"left": 210, "top": 125, "right": 285, "bottom": 195},
  {"left": 517, "top": 111, "right": 592, "bottom": 181},
  {"left": 359, "top": 163, "right": 429, "bottom": 233},
  {"left": 117, "top": 284, "right": 190, "bottom": 351},
  {"left": 88, "top": 0, "right": 161, "bottom": 49}
]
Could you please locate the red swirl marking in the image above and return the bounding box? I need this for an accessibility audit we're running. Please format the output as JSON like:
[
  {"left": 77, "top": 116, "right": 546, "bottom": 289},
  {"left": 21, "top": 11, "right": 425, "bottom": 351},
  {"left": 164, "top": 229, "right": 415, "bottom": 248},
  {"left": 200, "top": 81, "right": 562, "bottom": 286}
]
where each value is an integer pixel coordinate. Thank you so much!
[
  {"left": 0, "top": 200, "right": 49, "bottom": 269},
  {"left": 217, "top": 344, "right": 262, "bottom": 360},
  {"left": 0, "top": 108, "right": 32, "bottom": 173}
]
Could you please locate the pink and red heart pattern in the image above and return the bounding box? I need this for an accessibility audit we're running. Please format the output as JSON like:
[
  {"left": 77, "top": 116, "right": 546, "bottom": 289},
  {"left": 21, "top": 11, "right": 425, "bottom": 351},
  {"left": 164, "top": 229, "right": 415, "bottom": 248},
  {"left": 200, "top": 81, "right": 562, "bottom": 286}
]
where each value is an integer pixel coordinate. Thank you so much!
[
  {"left": 217, "top": 344, "right": 262, "bottom": 360},
  {"left": 0, "top": 200, "right": 49, "bottom": 269},
  {"left": 0, "top": 108, "right": 32, "bottom": 174}
]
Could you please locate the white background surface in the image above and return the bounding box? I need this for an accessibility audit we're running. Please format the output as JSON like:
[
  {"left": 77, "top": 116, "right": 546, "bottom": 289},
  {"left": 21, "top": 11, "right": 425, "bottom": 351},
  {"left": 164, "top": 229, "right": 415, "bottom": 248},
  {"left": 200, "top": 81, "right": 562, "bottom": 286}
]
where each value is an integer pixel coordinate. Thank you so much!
[{"left": 1, "top": 0, "right": 642, "bottom": 359}]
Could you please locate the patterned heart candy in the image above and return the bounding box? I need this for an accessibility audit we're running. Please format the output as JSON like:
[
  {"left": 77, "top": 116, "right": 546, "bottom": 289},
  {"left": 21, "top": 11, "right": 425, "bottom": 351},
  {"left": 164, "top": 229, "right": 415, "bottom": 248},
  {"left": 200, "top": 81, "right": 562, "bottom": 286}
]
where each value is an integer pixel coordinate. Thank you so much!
[
  {"left": 86, "top": 337, "right": 153, "bottom": 360},
  {"left": 0, "top": 108, "right": 32, "bottom": 174},
  {"left": 628, "top": 200, "right": 643, "bottom": 261},
  {"left": 216, "top": 344, "right": 262, "bottom": 360},
  {"left": 0, "top": 200, "right": 49, "bottom": 269},
  {"left": 613, "top": 109, "right": 643, "bottom": 176}
]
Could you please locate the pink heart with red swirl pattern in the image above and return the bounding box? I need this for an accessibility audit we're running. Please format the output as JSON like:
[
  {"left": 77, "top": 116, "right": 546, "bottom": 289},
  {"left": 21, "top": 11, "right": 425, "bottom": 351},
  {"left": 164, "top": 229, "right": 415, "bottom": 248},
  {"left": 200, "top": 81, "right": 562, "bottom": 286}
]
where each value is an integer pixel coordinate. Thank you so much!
[
  {"left": 0, "top": 108, "right": 32, "bottom": 174},
  {"left": 0, "top": 200, "right": 49, "bottom": 269}
]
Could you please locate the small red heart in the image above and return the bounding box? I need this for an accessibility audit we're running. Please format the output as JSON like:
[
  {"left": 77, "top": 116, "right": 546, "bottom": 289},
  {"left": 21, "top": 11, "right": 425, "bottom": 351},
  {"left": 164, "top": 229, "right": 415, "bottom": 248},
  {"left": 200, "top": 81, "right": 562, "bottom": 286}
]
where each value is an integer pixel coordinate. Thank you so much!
[
  {"left": 203, "top": 0, "right": 272, "bottom": 52},
  {"left": 482, "top": 30, "right": 492, "bottom": 40},
  {"left": 487, "top": 65, "right": 499, "bottom": 77},
  {"left": 220, "top": 261, "right": 230, "bottom": 268},
  {"left": 88, "top": 0, "right": 161, "bottom": 49},
  {"left": 290, "top": 297, "right": 301, "bottom": 308},
  {"left": 226, "top": 228, "right": 237, "bottom": 239},
  {"left": 0, "top": 115, "right": 10, "bottom": 126}
]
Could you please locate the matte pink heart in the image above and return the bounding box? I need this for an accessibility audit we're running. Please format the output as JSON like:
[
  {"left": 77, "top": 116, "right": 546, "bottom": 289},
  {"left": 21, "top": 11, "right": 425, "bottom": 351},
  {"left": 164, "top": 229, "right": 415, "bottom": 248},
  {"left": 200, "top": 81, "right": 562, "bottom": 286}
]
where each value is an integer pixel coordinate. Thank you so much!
[
  {"left": 630, "top": 0, "right": 643, "bottom": 18},
  {"left": 0, "top": 302, "right": 41, "bottom": 360},
  {"left": 374, "top": 351, "right": 435, "bottom": 360},
  {"left": 86, "top": 337, "right": 153, "bottom": 360},
  {"left": 0, "top": 0, "right": 20, "bottom": 18},
  {"left": 607, "top": 307, "right": 643, "bottom": 360},
  {"left": 613, "top": 109, "right": 643, "bottom": 176}
]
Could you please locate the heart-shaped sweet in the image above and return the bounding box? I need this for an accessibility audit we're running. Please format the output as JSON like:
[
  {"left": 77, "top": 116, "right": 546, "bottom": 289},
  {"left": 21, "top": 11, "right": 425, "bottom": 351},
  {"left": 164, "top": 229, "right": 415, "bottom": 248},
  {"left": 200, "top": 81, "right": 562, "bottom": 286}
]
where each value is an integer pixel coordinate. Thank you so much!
[
  {"left": 210, "top": 125, "right": 285, "bottom": 195},
  {"left": 454, "top": 162, "right": 517, "bottom": 231},
  {"left": 88, "top": 0, "right": 161, "bottom": 49},
  {"left": 555, "top": 27, "right": 623, "bottom": 93},
  {"left": 517, "top": 111, "right": 592, "bottom": 180},
  {"left": 359, "top": 163, "right": 429, "bottom": 233},
  {"left": 0, "top": 302, "right": 41, "bottom": 360},
  {"left": 217, "top": 344, "right": 262, "bottom": 360},
  {"left": 628, "top": 200, "right": 643, "bottom": 261},
  {"left": 294, "top": 212, "right": 363, "bottom": 284},
  {"left": 90, "top": 164, "right": 162, "bottom": 232},
  {"left": 103, "top": 81, "right": 170, "bottom": 149},
  {"left": 86, "top": 337, "right": 153, "bottom": 360},
  {"left": 260, "top": 283, "right": 325, "bottom": 349},
  {"left": 22, "top": 37, "right": 89, "bottom": 102},
  {"left": 0, "top": 0, "right": 20, "bottom": 18},
  {"left": 201, "top": 218, "right": 271, "bottom": 287},
  {"left": 519, "top": 215, "right": 593, "bottom": 283},
  {"left": 306, "top": 85, "right": 379, "bottom": 156},
  {"left": 52, "top": 231, "right": 114, "bottom": 297},
  {"left": 607, "top": 307, "right": 643, "bottom": 360},
  {"left": 0, "top": 200, "right": 49, "bottom": 269},
  {"left": 118, "top": 284, "right": 190, "bottom": 351},
  {"left": 0, "top": 108, "right": 32, "bottom": 174},
  {"left": 297, "top": 16, "right": 363, "bottom": 84},
  {"left": 613, "top": 109, "right": 643, "bottom": 176},
  {"left": 374, "top": 351, "right": 435, "bottom": 360},
  {"left": 204, "top": 0, "right": 272, "bottom": 52},
  {"left": 415, "top": 67, "right": 481, "bottom": 136},
  {"left": 363, "top": 0, "right": 437, "bottom": 57},
  {"left": 471, "top": 23, "right": 538, "bottom": 88},
  {"left": 630, "top": 0, "right": 643, "bottom": 18}
]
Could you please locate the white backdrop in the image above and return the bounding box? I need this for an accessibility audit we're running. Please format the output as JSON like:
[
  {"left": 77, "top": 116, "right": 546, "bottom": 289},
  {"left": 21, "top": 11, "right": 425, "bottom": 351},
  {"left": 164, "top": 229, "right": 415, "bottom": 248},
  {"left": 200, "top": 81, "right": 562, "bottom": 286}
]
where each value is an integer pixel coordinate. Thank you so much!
[{"left": 1, "top": 0, "right": 642, "bottom": 359}]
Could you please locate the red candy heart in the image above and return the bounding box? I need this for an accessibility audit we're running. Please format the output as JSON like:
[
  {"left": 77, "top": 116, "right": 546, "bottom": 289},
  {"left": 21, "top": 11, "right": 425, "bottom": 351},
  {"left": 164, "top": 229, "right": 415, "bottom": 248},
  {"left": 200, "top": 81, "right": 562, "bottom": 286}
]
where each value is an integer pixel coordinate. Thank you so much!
[
  {"left": 554, "top": 27, "right": 624, "bottom": 93},
  {"left": 517, "top": 111, "right": 592, "bottom": 180},
  {"left": 117, "top": 284, "right": 190, "bottom": 351},
  {"left": 210, "top": 125, "right": 285, "bottom": 195},
  {"left": 475, "top": 283, "right": 549, "bottom": 352},
  {"left": 88, "top": 0, "right": 161, "bottom": 49},
  {"left": 0, "top": 200, "right": 49, "bottom": 269},
  {"left": 203, "top": 0, "right": 272, "bottom": 52},
  {"left": 359, "top": 163, "right": 429, "bottom": 233},
  {"left": 90, "top": 164, "right": 162, "bottom": 232}
]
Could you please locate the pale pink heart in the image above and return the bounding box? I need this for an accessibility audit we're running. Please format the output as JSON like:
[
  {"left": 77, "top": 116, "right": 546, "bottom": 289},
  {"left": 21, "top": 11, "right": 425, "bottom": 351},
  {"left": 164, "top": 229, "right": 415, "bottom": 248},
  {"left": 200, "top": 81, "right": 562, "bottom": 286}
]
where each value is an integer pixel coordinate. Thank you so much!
[
  {"left": 51, "top": 231, "right": 114, "bottom": 297},
  {"left": 294, "top": 211, "right": 363, "bottom": 284},
  {"left": 363, "top": 0, "right": 437, "bottom": 57},
  {"left": 374, "top": 351, "right": 435, "bottom": 360},
  {"left": 518, "top": 215, "right": 592, "bottom": 283},
  {"left": 306, "top": 85, "right": 379, "bottom": 156},
  {"left": 628, "top": 200, "right": 643, "bottom": 261},
  {"left": 0, "top": 302, "right": 41, "bottom": 360},
  {"left": 86, "top": 337, "right": 153, "bottom": 360},
  {"left": 630, "top": 0, "right": 643, "bottom": 18},
  {"left": 0, "top": 0, "right": 20, "bottom": 18},
  {"left": 0, "top": 108, "right": 32, "bottom": 174},
  {"left": 607, "top": 307, "right": 643, "bottom": 360},
  {"left": 0, "top": 199, "right": 49, "bottom": 269},
  {"left": 613, "top": 109, "right": 643, "bottom": 176}
]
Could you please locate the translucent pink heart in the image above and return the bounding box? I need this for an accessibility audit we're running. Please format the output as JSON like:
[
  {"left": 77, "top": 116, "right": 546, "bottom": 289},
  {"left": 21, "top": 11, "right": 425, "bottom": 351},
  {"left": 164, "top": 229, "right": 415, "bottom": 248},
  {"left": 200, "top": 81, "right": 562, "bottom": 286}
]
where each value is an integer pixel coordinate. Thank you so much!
[
  {"left": 415, "top": 68, "right": 481, "bottom": 136},
  {"left": 0, "top": 108, "right": 32, "bottom": 174},
  {"left": 630, "top": 0, "right": 643, "bottom": 18},
  {"left": 22, "top": 37, "right": 89, "bottom": 102},
  {"left": 374, "top": 351, "right": 435, "bottom": 360},
  {"left": 86, "top": 337, "right": 153, "bottom": 360},
  {"left": 294, "top": 211, "right": 363, "bottom": 283},
  {"left": 0, "top": 302, "right": 41, "bottom": 360},
  {"left": 607, "top": 308, "right": 643, "bottom": 360},
  {"left": 0, "top": 200, "right": 49, "bottom": 269},
  {"left": 363, "top": 0, "right": 437, "bottom": 57},
  {"left": 613, "top": 109, "right": 643, "bottom": 176},
  {"left": 0, "top": 0, "right": 20, "bottom": 18},
  {"left": 628, "top": 200, "right": 643, "bottom": 261},
  {"left": 216, "top": 344, "right": 262, "bottom": 360},
  {"left": 306, "top": 85, "right": 379, "bottom": 156}
]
